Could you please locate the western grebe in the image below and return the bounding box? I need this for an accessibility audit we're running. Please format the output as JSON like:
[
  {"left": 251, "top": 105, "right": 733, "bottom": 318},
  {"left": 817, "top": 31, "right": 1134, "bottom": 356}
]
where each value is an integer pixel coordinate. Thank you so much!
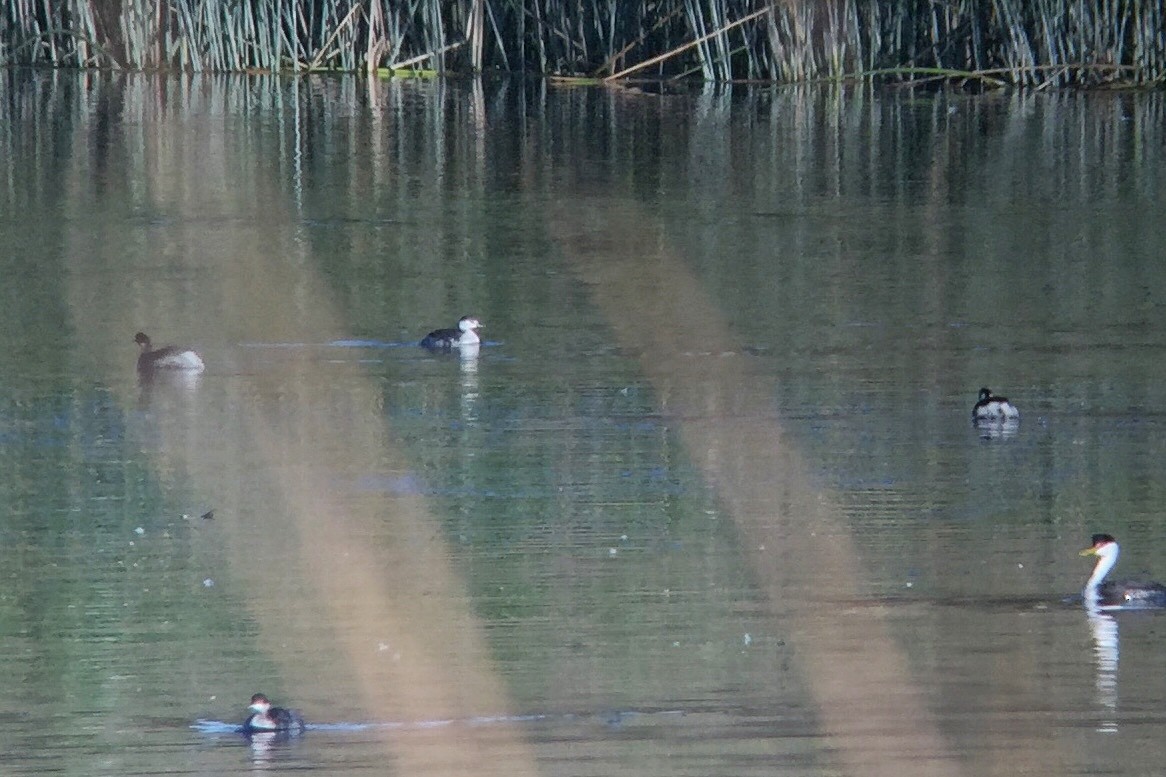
[
  {"left": 134, "top": 332, "right": 205, "bottom": 372},
  {"left": 420, "top": 316, "right": 482, "bottom": 350},
  {"left": 972, "top": 387, "right": 1019, "bottom": 422},
  {"left": 242, "top": 693, "right": 305, "bottom": 733},
  {"left": 1080, "top": 533, "right": 1166, "bottom": 609}
]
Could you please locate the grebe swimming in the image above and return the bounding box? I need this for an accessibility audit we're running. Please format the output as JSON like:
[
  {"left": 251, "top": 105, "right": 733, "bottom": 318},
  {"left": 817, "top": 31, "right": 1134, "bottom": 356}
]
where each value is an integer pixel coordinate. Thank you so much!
[
  {"left": 134, "top": 332, "right": 205, "bottom": 372},
  {"left": 972, "top": 387, "right": 1019, "bottom": 422},
  {"left": 242, "top": 693, "right": 305, "bottom": 733},
  {"left": 1080, "top": 533, "right": 1166, "bottom": 609},
  {"left": 420, "top": 316, "right": 481, "bottom": 350}
]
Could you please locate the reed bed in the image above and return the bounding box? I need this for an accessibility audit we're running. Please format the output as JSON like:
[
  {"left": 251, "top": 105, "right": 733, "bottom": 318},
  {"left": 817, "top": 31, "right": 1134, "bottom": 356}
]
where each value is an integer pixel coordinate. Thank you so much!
[{"left": 2, "top": 0, "right": 1163, "bottom": 85}]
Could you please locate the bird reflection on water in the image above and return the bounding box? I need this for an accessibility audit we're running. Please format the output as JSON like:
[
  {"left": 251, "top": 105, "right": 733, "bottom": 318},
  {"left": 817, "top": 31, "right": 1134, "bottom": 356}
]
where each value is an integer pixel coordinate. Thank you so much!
[{"left": 1084, "top": 603, "right": 1119, "bottom": 734}]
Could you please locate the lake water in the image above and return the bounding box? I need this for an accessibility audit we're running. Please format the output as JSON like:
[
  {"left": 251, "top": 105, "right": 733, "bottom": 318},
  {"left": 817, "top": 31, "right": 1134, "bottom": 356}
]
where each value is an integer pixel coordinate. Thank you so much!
[{"left": 1, "top": 70, "right": 1165, "bottom": 775}]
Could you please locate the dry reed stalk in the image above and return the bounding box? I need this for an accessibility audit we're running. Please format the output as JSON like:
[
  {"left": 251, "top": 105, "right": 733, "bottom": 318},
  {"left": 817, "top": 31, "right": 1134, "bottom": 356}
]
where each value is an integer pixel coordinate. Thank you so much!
[
  {"left": 605, "top": 4, "right": 772, "bottom": 81},
  {"left": 468, "top": 0, "right": 484, "bottom": 70},
  {"left": 309, "top": 1, "right": 363, "bottom": 70},
  {"left": 387, "top": 37, "right": 466, "bottom": 70}
]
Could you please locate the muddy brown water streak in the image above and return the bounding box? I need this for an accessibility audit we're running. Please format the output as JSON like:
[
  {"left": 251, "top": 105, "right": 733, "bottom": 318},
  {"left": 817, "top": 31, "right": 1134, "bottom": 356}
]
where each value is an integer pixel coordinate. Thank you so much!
[{"left": 0, "top": 71, "right": 1165, "bottom": 775}]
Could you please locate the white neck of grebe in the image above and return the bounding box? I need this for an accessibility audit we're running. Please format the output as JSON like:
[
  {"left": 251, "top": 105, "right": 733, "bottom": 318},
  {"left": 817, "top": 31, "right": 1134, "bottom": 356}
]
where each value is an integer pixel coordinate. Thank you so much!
[{"left": 1085, "top": 544, "right": 1120, "bottom": 594}]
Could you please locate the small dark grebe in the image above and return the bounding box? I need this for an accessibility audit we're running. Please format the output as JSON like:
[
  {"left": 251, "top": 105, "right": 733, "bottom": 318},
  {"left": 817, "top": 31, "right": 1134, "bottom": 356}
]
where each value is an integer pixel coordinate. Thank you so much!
[
  {"left": 242, "top": 693, "right": 305, "bottom": 733},
  {"left": 971, "top": 387, "right": 1019, "bottom": 422},
  {"left": 1080, "top": 533, "right": 1166, "bottom": 609},
  {"left": 420, "top": 316, "right": 481, "bottom": 350},
  {"left": 135, "top": 332, "right": 205, "bottom": 372}
]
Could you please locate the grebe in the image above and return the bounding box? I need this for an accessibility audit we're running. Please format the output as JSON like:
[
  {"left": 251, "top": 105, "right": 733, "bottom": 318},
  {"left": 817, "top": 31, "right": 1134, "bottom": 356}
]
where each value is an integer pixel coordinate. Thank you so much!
[
  {"left": 420, "top": 316, "right": 481, "bottom": 350},
  {"left": 134, "top": 332, "right": 205, "bottom": 372},
  {"left": 972, "top": 387, "right": 1019, "bottom": 422},
  {"left": 242, "top": 693, "right": 305, "bottom": 733},
  {"left": 1080, "top": 533, "right": 1166, "bottom": 609}
]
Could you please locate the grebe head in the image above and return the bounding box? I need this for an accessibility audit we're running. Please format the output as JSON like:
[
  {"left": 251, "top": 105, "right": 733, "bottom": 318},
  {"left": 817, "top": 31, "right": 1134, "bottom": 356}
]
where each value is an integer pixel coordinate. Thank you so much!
[
  {"left": 1080, "top": 533, "right": 1120, "bottom": 595},
  {"left": 248, "top": 693, "right": 273, "bottom": 714},
  {"left": 1080, "top": 534, "right": 1119, "bottom": 561},
  {"left": 458, "top": 316, "right": 482, "bottom": 333}
]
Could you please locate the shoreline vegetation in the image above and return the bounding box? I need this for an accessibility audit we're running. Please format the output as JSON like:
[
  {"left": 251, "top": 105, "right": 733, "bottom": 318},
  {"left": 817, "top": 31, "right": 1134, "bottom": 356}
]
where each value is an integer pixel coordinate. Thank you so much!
[{"left": 2, "top": 0, "right": 1163, "bottom": 86}]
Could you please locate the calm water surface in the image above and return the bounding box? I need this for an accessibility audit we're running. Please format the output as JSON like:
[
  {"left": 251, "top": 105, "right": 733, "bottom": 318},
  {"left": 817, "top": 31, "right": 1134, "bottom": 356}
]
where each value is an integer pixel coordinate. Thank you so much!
[{"left": 1, "top": 70, "right": 1165, "bottom": 775}]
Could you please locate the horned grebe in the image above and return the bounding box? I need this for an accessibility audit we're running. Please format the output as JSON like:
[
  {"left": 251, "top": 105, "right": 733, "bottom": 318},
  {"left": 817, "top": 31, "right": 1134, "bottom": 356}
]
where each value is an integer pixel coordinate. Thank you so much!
[
  {"left": 971, "top": 387, "right": 1019, "bottom": 422},
  {"left": 420, "top": 316, "right": 481, "bottom": 350},
  {"left": 242, "top": 693, "right": 305, "bottom": 733},
  {"left": 1080, "top": 534, "right": 1166, "bottom": 609},
  {"left": 135, "top": 332, "right": 205, "bottom": 372}
]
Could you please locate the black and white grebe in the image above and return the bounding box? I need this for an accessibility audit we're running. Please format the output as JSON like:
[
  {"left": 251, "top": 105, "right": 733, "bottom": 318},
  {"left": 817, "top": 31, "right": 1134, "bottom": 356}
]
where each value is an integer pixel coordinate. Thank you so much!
[
  {"left": 1080, "top": 533, "right": 1166, "bottom": 609},
  {"left": 972, "top": 387, "right": 1019, "bottom": 422},
  {"left": 134, "top": 332, "right": 205, "bottom": 372},
  {"left": 420, "top": 316, "right": 481, "bottom": 350},
  {"left": 242, "top": 693, "right": 305, "bottom": 733}
]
